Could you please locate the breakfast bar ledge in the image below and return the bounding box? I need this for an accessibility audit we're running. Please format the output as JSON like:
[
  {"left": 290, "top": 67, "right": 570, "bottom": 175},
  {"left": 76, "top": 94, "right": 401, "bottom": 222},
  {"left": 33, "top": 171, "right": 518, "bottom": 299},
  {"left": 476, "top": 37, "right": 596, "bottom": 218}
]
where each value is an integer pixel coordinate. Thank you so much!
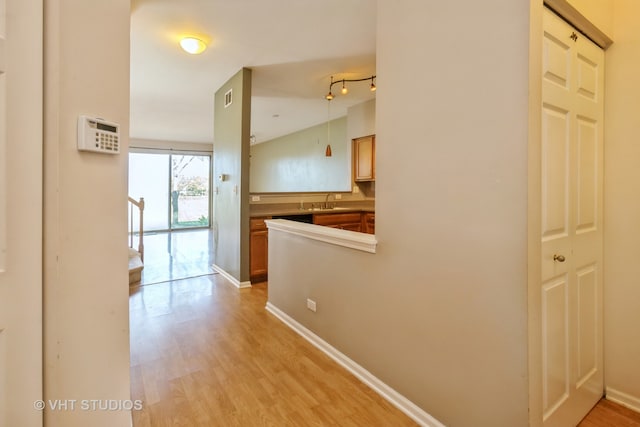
[{"left": 265, "top": 219, "right": 377, "bottom": 253}]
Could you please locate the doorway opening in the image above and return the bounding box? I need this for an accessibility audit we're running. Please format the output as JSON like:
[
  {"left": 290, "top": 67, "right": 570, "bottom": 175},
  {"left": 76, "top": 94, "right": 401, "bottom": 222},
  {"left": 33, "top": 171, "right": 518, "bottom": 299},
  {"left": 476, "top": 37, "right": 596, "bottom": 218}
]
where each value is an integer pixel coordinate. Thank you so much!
[
  {"left": 128, "top": 151, "right": 211, "bottom": 232},
  {"left": 128, "top": 150, "right": 215, "bottom": 285}
]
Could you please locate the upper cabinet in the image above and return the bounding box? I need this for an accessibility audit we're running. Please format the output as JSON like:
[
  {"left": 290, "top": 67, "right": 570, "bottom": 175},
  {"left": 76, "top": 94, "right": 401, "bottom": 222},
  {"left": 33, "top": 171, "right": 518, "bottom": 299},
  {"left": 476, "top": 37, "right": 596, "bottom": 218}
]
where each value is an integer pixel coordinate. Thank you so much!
[{"left": 353, "top": 135, "right": 375, "bottom": 182}]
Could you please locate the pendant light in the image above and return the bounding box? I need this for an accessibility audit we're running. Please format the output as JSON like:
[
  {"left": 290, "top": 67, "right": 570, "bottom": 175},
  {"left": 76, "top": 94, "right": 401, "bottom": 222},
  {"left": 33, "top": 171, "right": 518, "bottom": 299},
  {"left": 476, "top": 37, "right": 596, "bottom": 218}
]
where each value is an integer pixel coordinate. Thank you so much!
[{"left": 326, "top": 99, "right": 332, "bottom": 157}]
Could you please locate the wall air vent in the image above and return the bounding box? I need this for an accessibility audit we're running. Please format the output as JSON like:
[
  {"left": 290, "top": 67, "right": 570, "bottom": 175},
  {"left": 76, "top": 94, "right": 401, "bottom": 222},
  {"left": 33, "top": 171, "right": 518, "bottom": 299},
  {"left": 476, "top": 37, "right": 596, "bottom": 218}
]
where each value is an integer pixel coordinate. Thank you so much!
[{"left": 224, "top": 89, "right": 232, "bottom": 108}]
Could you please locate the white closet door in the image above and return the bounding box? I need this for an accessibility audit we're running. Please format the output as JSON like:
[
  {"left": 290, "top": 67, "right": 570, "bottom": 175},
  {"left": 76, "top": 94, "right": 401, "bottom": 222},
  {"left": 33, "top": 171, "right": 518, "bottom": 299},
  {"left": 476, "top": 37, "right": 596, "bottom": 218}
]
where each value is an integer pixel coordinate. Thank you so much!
[{"left": 540, "top": 7, "right": 604, "bottom": 427}]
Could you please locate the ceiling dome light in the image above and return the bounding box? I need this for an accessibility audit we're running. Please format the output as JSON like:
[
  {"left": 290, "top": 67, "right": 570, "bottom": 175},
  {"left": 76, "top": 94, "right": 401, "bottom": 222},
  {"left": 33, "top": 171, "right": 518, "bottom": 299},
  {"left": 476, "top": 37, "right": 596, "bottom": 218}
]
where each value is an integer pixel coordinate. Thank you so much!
[{"left": 180, "top": 37, "right": 207, "bottom": 54}]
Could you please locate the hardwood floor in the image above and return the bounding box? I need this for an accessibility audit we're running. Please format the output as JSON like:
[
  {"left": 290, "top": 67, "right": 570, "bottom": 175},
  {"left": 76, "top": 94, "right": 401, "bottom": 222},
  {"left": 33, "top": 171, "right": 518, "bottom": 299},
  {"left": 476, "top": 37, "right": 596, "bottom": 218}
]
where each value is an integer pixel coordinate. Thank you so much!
[
  {"left": 129, "top": 276, "right": 418, "bottom": 426},
  {"left": 131, "top": 230, "right": 640, "bottom": 426},
  {"left": 579, "top": 399, "right": 640, "bottom": 427},
  {"left": 139, "top": 229, "right": 214, "bottom": 285}
]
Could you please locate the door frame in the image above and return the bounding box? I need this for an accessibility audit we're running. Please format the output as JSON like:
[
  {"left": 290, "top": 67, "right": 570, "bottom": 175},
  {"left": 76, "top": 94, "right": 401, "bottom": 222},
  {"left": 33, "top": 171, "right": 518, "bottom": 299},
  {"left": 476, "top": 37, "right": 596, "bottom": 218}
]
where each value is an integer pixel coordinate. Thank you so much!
[
  {"left": 0, "top": 0, "right": 44, "bottom": 426},
  {"left": 128, "top": 149, "right": 213, "bottom": 232}
]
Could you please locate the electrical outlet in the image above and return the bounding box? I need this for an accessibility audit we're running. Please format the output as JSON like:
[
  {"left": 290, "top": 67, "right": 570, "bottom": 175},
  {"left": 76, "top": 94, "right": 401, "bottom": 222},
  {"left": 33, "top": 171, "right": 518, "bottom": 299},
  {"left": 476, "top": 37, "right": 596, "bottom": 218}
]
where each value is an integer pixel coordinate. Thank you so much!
[
  {"left": 251, "top": 195, "right": 260, "bottom": 202},
  {"left": 334, "top": 194, "right": 342, "bottom": 200},
  {"left": 353, "top": 185, "right": 360, "bottom": 194},
  {"left": 307, "top": 298, "right": 317, "bottom": 312}
]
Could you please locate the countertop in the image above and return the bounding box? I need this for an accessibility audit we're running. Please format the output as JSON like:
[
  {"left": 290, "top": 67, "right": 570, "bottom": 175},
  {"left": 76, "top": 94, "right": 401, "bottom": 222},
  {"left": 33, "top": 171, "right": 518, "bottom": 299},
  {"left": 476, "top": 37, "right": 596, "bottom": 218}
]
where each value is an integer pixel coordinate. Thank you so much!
[{"left": 250, "top": 202, "right": 374, "bottom": 218}]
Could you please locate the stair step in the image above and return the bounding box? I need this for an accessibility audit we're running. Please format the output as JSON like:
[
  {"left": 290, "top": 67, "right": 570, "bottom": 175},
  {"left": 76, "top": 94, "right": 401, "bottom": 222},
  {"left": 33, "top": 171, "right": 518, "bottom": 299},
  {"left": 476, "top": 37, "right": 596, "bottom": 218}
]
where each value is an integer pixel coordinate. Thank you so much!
[{"left": 128, "top": 248, "right": 143, "bottom": 286}]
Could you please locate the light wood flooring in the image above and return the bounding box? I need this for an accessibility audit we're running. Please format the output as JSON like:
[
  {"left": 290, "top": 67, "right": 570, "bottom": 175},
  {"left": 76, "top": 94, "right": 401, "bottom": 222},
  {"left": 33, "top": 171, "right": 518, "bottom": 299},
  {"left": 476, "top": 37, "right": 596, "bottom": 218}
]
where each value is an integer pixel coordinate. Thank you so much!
[
  {"left": 139, "top": 229, "right": 214, "bottom": 285},
  {"left": 580, "top": 399, "right": 640, "bottom": 427},
  {"left": 130, "top": 230, "right": 640, "bottom": 426},
  {"left": 129, "top": 276, "right": 418, "bottom": 426}
]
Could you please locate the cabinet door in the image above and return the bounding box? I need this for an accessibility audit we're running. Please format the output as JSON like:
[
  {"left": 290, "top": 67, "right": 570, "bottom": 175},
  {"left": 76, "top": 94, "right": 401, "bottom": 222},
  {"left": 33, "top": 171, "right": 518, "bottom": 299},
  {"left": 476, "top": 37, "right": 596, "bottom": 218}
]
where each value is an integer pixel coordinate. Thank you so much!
[
  {"left": 341, "top": 222, "right": 362, "bottom": 233},
  {"left": 250, "top": 217, "right": 269, "bottom": 282},
  {"left": 313, "top": 213, "right": 361, "bottom": 227},
  {"left": 313, "top": 213, "right": 363, "bottom": 232},
  {"left": 362, "top": 213, "right": 375, "bottom": 234},
  {"left": 250, "top": 230, "right": 268, "bottom": 281},
  {"left": 354, "top": 135, "right": 375, "bottom": 181}
]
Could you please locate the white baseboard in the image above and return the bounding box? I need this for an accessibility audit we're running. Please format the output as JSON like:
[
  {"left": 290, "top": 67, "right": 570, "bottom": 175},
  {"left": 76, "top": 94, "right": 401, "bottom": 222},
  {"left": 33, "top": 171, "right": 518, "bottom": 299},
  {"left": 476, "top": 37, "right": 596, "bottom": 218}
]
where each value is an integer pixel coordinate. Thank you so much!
[
  {"left": 606, "top": 387, "right": 640, "bottom": 413},
  {"left": 265, "top": 302, "right": 445, "bottom": 427},
  {"left": 212, "top": 264, "right": 252, "bottom": 289}
]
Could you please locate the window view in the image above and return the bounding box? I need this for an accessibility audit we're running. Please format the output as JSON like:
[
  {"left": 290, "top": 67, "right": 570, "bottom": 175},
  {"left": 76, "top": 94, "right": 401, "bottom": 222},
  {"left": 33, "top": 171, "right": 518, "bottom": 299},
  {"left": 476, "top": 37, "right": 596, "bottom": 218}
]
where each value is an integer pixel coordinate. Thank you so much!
[
  {"left": 170, "top": 154, "right": 210, "bottom": 229},
  {"left": 129, "top": 152, "right": 211, "bottom": 231}
]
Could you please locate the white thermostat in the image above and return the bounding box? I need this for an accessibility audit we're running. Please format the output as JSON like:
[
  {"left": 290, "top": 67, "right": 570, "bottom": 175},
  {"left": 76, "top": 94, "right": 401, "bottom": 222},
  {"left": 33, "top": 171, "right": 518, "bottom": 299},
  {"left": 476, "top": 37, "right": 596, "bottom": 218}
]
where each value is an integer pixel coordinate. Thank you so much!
[{"left": 77, "top": 115, "right": 120, "bottom": 154}]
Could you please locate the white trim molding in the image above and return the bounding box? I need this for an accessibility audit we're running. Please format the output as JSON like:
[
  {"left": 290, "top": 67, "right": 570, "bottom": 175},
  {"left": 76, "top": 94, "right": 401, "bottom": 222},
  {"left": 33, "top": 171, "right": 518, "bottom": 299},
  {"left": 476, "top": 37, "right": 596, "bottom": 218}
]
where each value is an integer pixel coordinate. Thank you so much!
[
  {"left": 212, "top": 264, "right": 252, "bottom": 289},
  {"left": 265, "top": 302, "right": 445, "bottom": 427},
  {"left": 606, "top": 387, "right": 640, "bottom": 413},
  {"left": 544, "top": 0, "right": 613, "bottom": 49},
  {"left": 265, "top": 219, "right": 377, "bottom": 253}
]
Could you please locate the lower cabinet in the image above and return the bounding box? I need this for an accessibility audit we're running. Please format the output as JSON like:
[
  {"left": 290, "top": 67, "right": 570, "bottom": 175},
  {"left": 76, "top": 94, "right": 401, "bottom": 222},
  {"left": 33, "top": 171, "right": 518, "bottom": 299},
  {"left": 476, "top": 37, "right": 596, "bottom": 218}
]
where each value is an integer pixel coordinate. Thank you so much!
[
  {"left": 362, "top": 212, "right": 375, "bottom": 234},
  {"left": 312, "top": 212, "right": 363, "bottom": 232},
  {"left": 250, "top": 217, "right": 270, "bottom": 282},
  {"left": 249, "top": 211, "right": 375, "bottom": 283}
]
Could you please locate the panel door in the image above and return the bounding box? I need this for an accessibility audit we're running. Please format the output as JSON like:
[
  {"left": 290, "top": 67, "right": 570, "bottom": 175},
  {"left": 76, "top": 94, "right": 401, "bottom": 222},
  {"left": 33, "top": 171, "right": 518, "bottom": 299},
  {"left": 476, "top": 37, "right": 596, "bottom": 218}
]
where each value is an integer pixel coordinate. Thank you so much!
[
  {"left": 0, "top": 1, "right": 43, "bottom": 426},
  {"left": 540, "top": 8, "right": 604, "bottom": 427},
  {"left": 250, "top": 218, "right": 269, "bottom": 282},
  {"left": 250, "top": 230, "right": 268, "bottom": 281}
]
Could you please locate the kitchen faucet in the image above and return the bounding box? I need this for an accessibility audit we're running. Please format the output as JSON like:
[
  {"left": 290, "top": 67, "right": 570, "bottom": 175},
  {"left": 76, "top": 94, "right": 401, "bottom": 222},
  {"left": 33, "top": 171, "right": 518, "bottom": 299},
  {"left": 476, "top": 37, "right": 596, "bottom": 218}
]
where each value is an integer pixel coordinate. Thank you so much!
[{"left": 324, "top": 193, "right": 332, "bottom": 209}]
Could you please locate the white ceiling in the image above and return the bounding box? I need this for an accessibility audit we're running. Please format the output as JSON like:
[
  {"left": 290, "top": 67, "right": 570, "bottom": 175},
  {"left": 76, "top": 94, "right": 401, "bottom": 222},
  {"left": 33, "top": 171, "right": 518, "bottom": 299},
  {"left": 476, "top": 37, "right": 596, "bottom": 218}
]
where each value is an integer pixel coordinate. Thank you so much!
[{"left": 130, "top": 0, "right": 377, "bottom": 145}]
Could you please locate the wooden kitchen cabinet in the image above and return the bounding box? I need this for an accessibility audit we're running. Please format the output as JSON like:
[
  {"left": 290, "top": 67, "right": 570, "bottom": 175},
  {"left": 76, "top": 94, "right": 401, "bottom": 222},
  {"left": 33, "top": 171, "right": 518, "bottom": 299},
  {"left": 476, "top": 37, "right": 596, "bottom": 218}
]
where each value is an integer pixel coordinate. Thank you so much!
[
  {"left": 250, "top": 211, "right": 374, "bottom": 282},
  {"left": 313, "top": 212, "right": 362, "bottom": 232},
  {"left": 353, "top": 135, "right": 375, "bottom": 182},
  {"left": 362, "top": 212, "right": 375, "bottom": 234},
  {"left": 250, "top": 217, "right": 270, "bottom": 282}
]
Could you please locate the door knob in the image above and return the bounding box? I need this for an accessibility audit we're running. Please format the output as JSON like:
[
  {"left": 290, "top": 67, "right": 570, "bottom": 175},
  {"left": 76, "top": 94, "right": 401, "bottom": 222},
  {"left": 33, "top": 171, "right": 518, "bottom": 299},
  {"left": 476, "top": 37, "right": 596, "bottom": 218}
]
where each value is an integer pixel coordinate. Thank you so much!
[{"left": 553, "top": 254, "right": 566, "bottom": 262}]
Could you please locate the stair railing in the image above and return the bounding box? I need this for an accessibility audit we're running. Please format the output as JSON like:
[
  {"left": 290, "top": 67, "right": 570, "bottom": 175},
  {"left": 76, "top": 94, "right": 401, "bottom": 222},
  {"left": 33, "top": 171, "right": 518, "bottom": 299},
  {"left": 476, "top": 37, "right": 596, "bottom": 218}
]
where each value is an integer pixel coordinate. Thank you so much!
[{"left": 128, "top": 196, "right": 145, "bottom": 262}]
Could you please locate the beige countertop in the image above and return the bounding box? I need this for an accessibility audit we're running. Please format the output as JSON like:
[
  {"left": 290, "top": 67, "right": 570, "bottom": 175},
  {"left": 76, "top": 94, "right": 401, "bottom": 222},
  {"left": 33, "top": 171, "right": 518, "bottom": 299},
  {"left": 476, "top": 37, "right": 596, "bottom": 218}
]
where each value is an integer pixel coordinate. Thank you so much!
[{"left": 250, "top": 202, "right": 374, "bottom": 218}]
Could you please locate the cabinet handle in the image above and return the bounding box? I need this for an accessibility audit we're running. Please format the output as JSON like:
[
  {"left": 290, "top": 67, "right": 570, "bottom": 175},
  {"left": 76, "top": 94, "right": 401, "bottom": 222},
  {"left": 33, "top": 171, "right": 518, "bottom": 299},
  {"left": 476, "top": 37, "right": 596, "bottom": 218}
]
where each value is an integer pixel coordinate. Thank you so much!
[{"left": 553, "top": 254, "right": 566, "bottom": 262}]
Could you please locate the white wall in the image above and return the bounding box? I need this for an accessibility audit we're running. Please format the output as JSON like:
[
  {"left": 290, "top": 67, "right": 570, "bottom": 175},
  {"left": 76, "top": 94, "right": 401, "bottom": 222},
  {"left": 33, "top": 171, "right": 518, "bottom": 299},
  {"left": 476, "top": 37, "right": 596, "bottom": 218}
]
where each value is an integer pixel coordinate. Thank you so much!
[
  {"left": 43, "top": 1, "right": 132, "bottom": 426},
  {"left": 3, "top": 1, "right": 43, "bottom": 426},
  {"left": 268, "top": 1, "right": 531, "bottom": 425},
  {"left": 250, "top": 99, "right": 376, "bottom": 194},
  {"left": 250, "top": 117, "right": 349, "bottom": 193},
  {"left": 347, "top": 98, "right": 376, "bottom": 142},
  {"left": 603, "top": 0, "right": 640, "bottom": 410},
  {"left": 566, "top": 0, "right": 614, "bottom": 36}
]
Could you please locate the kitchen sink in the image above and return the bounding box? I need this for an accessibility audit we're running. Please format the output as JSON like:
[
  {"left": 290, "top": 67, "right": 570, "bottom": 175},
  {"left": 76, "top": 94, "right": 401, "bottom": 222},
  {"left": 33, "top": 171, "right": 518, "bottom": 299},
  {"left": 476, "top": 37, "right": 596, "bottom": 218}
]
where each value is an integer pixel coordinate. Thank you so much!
[{"left": 310, "top": 206, "right": 351, "bottom": 211}]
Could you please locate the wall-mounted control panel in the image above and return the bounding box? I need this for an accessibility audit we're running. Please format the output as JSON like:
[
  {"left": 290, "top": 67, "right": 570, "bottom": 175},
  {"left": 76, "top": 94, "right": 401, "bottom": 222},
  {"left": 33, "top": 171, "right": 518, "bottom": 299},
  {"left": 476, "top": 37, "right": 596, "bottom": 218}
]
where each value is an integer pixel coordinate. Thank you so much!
[{"left": 77, "top": 115, "right": 120, "bottom": 154}]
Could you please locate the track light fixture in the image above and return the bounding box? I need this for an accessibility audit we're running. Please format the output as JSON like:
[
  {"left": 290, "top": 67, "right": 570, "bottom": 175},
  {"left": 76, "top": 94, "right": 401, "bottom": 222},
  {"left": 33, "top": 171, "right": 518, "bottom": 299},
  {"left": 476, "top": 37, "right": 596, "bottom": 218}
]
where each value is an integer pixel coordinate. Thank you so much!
[{"left": 325, "top": 75, "right": 377, "bottom": 101}]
